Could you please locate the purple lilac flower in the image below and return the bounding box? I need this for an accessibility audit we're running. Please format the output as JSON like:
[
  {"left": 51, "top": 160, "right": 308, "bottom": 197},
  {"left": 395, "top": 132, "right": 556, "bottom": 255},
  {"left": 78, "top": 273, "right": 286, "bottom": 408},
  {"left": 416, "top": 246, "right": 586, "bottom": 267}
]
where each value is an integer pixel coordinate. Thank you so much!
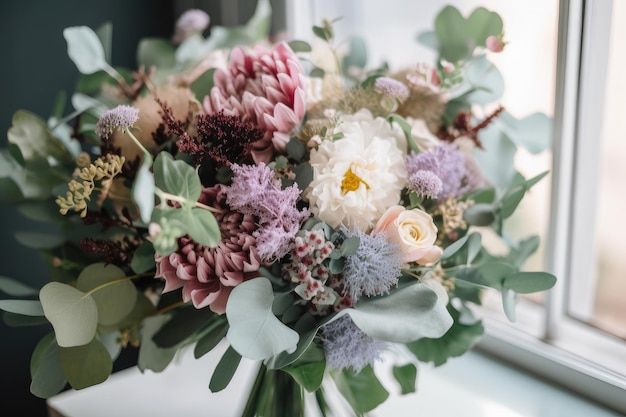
[
  {"left": 405, "top": 143, "right": 478, "bottom": 200},
  {"left": 342, "top": 228, "right": 403, "bottom": 302},
  {"left": 409, "top": 169, "right": 443, "bottom": 199},
  {"left": 224, "top": 163, "right": 310, "bottom": 262},
  {"left": 95, "top": 105, "right": 139, "bottom": 139},
  {"left": 320, "top": 315, "right": 386, "bottom": 373}
]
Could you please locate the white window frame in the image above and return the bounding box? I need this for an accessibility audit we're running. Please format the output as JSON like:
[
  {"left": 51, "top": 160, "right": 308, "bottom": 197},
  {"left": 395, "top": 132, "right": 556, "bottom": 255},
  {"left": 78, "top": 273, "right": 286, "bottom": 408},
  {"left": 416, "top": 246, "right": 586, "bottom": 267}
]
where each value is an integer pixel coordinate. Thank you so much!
[{"left": 287, "top": 0, "right": 626, "bottom": 413}]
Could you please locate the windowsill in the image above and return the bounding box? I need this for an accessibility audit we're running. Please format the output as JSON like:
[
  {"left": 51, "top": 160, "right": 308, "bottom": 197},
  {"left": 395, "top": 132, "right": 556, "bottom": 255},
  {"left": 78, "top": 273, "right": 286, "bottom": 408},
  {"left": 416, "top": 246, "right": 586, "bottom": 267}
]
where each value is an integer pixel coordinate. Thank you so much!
[{"left": 46, "top": 342, "right": 623, "bottom": 417}]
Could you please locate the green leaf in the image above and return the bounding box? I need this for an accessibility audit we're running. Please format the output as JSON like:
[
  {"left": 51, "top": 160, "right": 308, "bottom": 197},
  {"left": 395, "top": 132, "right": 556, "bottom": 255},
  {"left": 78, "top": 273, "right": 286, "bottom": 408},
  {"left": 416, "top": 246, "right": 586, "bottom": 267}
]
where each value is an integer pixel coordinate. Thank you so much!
[
  {"left": 184, "top": 207, "right": 221, "bottom": 248},
  {"left": 242, "top": 0, "right": 272, "bottom": 41},
  {"left": 3, "top": 312, "right": 49, "bottom": 326},
  {"left": 71, "top": 92, "right": 108, "bottom": 116},
  {"left": 288, "top": 40, "right": 312, "bottom": 53},
  {"left": 18, "top": 201, "right": 63, "bottom": 223},
  {"left": 8, "top": 110, "right": 69, "bottom": 162},
  {"left": 416, "top": 31, "right": 439, "bottom": 50},
  {"left": 507, "top": 235, "right": 540, "bottom": 269},
  {"left": 209, "top": 345, "right": 242, "bottom": 393},
  {"left": 138, "top": 314, "right": 180, "bottom": 372},
  {"left": 130, "top": 241, "right": 156, "bottom": 274},
  {"left": 466, "top": 233, "right": 482, "bottom": 264},
  {"left": 286, "top": 137, "right": 306, "bottom": 161},
  {"left": 463, "top": 203, "right": 495, "bottom": 226},
  {"left": 441, "top": 234, "right": 469, "bottom": 260},
  {"left": 0, "top": 299, "right": 45, "bottom": 316},
  {"left": 466, "top": 7, "right": 503, "bottom": 47},
  {"left": 133, "top": 161, "right": 155, "bottom": 224},
  {"left": 340, "top": 236, "right": 360, "bottom": 256},
  {"left": 76, "top": 263, "right": 137, "bottom": 326},
  {"left": 312, "top": 26, "right": 331, "bottom": 42},
  {"left": 333, "top": 366, "right": 389, "bottom": 414},
  {"left": 283, "top": 361, "right": 325, "bottom": 392},
  {"left": 434, "top": 6, "right": 473, "bottom": 62},
  {"left": 0, "top": 276, "right": 38, "bottom": 296},
  {"left": 495, "top": 111, "right": 553, "bottom": 154},
  {"left": 152, "top": 306, "right": 215, "bottom": 348},
  {"left": 474, "top": 261, "right": 516, "bottom": 289},
  {"left": 407, "top": 306, "right": 484, "bottom": 366},
  {"left": 226, "top": 278, "right": 299, "bottom": 360},
  {"left": 339, "top": 282, "right": 453, "bottom": 343},
  {"left": 342, "top": 36, "right": 368, "bottom": 73},
  {"left": 503, "top": 272, "right": 557, "bottom": 294},
  {"left": 499, "top": 185, "right": 526, "bottom": 219},
  {"left": 473, "top": 127, "right": 517, "bottom": 188},
  {"left": 388, "top": 114, "right": 420, "bottom": 152},
  {"left": 95, "top": 22, "right": 113, "bottom": 64},
  {"left": 59, "top": 338, "right": 112, "bottom": 390},
  {"left": 465, "top": 55, "right": 504, "bottom": 105},
  {"left": 194, "top": 320, "right": 229, "bottom": 359},
  {"left": 14, "top": 232, "right": 64, "bottom": 250},
  {"left": 63, "top": 26, "right": 108, "bottom": 74},
  {"left": 30, "top": 334, "right": 67, "bottom": 398},
  {"left": 154, "top": 152, "right": 201, "bottom": 202},
  {"left": 502, "top": 288, "right": 517, "bottom": 321},
  {"left": 392, "top": 364, "right": 417, "bottom": 395},
  {"left": 39, "top": 282, "right": 98, "bottom": 347},
  {"left": 137, "top": 38, "right": 176, "bottom": 69},
  {"left": 265, "top": 328, "right": 318, "bottom": 370},
  {"left": 190, "top": 68, "right": 216, "bottom": 99}
]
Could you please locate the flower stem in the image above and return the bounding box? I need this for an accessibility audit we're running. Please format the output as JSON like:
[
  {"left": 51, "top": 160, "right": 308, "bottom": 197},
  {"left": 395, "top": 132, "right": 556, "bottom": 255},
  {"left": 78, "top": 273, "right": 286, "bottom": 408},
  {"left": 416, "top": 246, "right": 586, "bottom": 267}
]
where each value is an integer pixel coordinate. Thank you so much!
[
  {"left": 155, "top": 188, "right": 224, "bottom": 213},
  {"left": 82, "top": 273, "right": 151, "bottom": 298}
]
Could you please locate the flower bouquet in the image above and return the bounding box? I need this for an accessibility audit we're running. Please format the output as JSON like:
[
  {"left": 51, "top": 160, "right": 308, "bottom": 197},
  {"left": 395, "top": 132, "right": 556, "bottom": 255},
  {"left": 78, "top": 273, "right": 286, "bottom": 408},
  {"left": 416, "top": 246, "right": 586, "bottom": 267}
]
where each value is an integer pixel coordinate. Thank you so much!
[{"left": 0, "top": 1, "right": 556, "bottom": 416}]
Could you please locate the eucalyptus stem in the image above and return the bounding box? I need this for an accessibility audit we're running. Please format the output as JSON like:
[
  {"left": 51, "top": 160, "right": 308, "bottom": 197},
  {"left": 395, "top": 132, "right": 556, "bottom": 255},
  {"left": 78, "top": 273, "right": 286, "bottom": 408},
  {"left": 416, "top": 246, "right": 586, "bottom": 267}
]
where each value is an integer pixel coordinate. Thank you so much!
[
  {"left": 155, "top": 188, "right": 223, "bottom": 214},
  {"left": 82, "top": 272, "right": 151, "bottom": 298},
  {"left": 241, "top": 363, "right": 267, "bottom": 417}
]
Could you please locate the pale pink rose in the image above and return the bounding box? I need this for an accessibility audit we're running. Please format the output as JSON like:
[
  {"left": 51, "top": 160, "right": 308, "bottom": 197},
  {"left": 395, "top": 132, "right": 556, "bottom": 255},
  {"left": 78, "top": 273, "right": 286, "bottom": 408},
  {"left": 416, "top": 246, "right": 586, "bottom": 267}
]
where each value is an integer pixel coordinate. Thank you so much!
[{"left": 374, "top": 205, "right": 442, "bottom": 265}]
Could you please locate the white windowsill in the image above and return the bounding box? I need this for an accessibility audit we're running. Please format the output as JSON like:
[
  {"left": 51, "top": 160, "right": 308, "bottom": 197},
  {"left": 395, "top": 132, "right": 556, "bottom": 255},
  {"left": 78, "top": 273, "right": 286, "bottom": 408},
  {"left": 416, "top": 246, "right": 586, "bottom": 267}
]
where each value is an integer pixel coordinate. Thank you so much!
[{"left": 46, "top": 342, "right": 623, "bottom": 417}]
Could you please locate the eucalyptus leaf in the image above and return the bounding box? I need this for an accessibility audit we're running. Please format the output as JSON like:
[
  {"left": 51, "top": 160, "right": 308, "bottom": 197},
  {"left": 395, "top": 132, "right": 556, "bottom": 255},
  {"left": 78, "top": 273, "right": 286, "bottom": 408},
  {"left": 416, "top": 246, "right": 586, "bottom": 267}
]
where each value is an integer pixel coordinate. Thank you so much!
[
  {"left": 288, "top": 40, "right": 312, "bottom": 53},
  {"left": 226, "top": 278, "right": 299, "bottom": 361},
  {"left": 14, "top": 232, "right": 64, "bottom": 250},
  {"left": 0, "top": 299, "right": 45, "bottom": 316},
  {"left": 184, "top": 207, "right": 220, "bottom": 248},
  {"left": 71, "top": 92, "right": 108, "bottom": 116},
  {"left": 3, "top": 312, "right": 49, "bottom": 327},
  {"left": 137, "top": 38, "right": 176, "bottom": 69},
  {"left": 503, "top": 272, "right": 556, "bottom": 294},
  {"left": 63, "top": 26, "right": 108, "bottom": 74},
  {"left": 95, "top": 22, "right": 113, "bottom": 64},
  {"left": 339, "top": 282, "right": 453, "bottom": 343},
  {"left": 30, "top": 334, "right": 67, "bottom": 398},
  {"left": 416, "top": 30, "right": 439, "bottom": 50},
  {"left": 466, "top": 233, "right": 482, "bottom": 264},
  {"left": 434, "top": 6, "right": 473, "bottom": 62},
  {"left": 463, "top": 203, "right": 495, "bottom": 226},
  {"left": 152, "top": 306, "right": 215, "bottom": 348},
  {"left": 39, "top": 282, "right": 98, "bottom": 347},
  {"left": 76, "top": 263, "right": 137, "bottom": 326},
  {"left": 464, "top": 55, "right": 504, "bottom": 105},
  {"left": 194, "top": 320, "right": 229, "bottom": 359},
  {"left": 7, "top": 110, "right": 69, "bottom": 162},
  {"left": 138, "top": 314, "right": 180, "bottom": 372},
  {"left": 473, "top": 127, "right": 517, "bottom": 188},
  {"left": 392, "top": 364, "right": 418, "bottom": 395},
  {"left": 133, "top": 161, "right": 155, "bottom": 224},
  {"left": 466, "top": 7, "right": 503, "bottom": 47},
  {"left": 441, "top": 234, "right": 469, "bottom": 260},
  {"left": 502, "top": 288, "right": 517, "bottom": 321},
  {"left": 332, "top": 366, "right": 389, "bottom": 414},
  {"left": 59, "top": 338, "right": 112, "bottom": 390},
  {"left": 283, "top": 361, "right": 325, "bottom": 392},
  {"left": 499, "top": 185, "right": 525, "bottom": 219},
  {"left": 0, "top": 276, "right": 38, "bottom": 296},
  {"left": 209, "top": 345, "right": 242, "bottom": 393},
  {"left": 342, "top": 36, "right": 368, "bottom": 73},
  {"left": 130, "top": 241, "right": 156, "bottom": 274},
  {"left": 495, "top": 111, "right": 553, "bottom": 154},
  {"left": 243, "top": 0, "right": 272, "bottom": 41},
  {"left": 153, "top": 152, "right": 201, "bottom": 202}
]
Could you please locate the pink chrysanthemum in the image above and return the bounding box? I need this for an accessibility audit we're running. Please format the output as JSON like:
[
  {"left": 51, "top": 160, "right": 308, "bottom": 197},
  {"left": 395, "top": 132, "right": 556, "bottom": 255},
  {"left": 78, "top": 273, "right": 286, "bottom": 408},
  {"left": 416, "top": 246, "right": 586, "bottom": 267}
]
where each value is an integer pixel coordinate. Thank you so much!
[
  {"left": 154, "top": 185, "right": 262, "bottom": 314},
  {"left": 203, "top": 43, "right": 306, "bottom": 163}
]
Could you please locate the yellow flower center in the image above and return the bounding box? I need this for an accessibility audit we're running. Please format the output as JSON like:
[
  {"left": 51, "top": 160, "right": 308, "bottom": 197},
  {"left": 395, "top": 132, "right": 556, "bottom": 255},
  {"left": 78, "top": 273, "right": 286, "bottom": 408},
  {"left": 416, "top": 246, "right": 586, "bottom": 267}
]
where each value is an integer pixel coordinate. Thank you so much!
[{"left": 341, "top": 167, "right": 369, "bottom": 194}]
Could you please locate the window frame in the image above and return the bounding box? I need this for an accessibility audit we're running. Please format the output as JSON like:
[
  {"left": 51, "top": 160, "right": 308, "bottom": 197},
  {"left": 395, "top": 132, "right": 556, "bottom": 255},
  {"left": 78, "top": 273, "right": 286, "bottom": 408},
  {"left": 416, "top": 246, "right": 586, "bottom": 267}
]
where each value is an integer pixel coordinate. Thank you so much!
[{"left": 285, "top": 0, "right": 626, "bottom": 413}]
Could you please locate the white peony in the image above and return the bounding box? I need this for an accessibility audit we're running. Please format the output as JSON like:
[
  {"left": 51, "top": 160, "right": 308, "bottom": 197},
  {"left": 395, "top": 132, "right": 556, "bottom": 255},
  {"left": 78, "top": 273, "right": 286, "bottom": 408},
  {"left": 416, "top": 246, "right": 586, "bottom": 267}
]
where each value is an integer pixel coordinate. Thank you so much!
[{"left": 305, "top": 109, "right": 408, "bottom": 230}]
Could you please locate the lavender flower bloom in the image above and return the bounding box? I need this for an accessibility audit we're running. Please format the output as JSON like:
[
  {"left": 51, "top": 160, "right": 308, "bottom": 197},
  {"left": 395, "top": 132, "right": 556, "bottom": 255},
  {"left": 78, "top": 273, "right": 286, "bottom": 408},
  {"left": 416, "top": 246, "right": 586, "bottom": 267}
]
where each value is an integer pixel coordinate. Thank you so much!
[
  {"left": 409, "top": 169, "right": 443, "bottom": 199},
  {"left": 224, "top": 163, "right": 310, "bottom": 262},
  {"left": 172, "top": 9, "right": 210, "bottom": 44},
  {"left": 405, "top": 143, "right": 479, "bottom": 200},
  {"left": 95, "top": 105, "right": 139, "bottom": 140},
  {"left": 342, "top": 228, "right": 403, "bottom": 302},
  {"left": 374, "top": 77, "right": 410, "bottom": 101},
  {"left": 320, "top": 315, "right": 386, "bottom": 373}
]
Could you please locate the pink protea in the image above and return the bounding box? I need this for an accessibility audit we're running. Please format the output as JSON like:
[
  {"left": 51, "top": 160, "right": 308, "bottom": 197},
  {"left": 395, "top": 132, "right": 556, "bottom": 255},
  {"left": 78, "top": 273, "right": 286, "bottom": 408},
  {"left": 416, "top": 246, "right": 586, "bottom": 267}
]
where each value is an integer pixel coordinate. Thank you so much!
[
  {"left": 154, "top": 185, "right": 262, "bottom": 314},
  {"left": 203, "top": 42, "right": 306, "bottom": 163}
]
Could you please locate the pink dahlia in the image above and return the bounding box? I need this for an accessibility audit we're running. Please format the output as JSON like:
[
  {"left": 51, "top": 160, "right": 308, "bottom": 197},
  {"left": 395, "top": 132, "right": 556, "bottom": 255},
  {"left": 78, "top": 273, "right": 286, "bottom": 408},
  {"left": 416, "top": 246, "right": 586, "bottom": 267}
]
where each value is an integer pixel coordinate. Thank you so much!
[
  {"left": 203, "top": 42, "right": 306, "bottom": 163},
  {"left": 154, "top": 185, "right": 262, "bottom": 314}
]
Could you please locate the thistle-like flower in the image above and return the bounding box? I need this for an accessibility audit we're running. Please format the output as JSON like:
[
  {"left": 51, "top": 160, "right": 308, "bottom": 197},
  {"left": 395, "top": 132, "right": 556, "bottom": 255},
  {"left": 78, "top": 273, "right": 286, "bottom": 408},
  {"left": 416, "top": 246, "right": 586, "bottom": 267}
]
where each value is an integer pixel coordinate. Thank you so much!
[
  {"left": 172, "top": 9, "right": 210, "bottom": 44},
  {"left": 95, "top": 105, "right": 139, "bottom": 140},
  {"left": 408, "top": 169, "right": 443, "bottom": 199}
]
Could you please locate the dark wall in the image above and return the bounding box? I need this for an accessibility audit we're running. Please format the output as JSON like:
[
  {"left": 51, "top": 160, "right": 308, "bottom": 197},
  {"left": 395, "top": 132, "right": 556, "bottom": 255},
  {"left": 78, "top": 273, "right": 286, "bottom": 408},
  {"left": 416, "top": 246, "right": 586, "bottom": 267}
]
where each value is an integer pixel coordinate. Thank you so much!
[{"left": 0, "top": 1, "right": 174, "bottom": 415}]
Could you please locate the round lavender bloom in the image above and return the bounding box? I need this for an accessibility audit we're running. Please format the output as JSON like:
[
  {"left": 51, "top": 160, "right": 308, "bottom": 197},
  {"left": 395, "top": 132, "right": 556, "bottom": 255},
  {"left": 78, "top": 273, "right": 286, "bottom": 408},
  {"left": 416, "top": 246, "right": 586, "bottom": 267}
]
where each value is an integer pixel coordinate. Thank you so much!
[
  {"left": 374, "top": 76, "right": 410, "bottom": 101},
  {"left": 172, "top": 9, "right": 210, "bottom": 44},
  {"left": 405, "top": 143, "right": 478, "bottom": 200},
  {"left": 95, "top": 105, "right": 139, "bottom": 140},
  {"left": 342, "top": 228, "right": 403, "bottom": 302},
  {"left": 409, "top": 169, "right": 443, "bottom": 199},
  {"left": 320, "top": 315, "right": 386, "bottom": 373}
]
